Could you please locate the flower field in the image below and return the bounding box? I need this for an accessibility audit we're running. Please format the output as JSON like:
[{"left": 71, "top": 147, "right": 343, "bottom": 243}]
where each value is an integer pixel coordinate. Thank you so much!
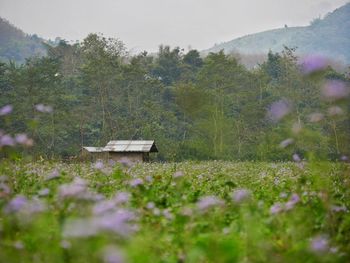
[{"left": 0, "top": 160, "right": 349, "bottom": 263}]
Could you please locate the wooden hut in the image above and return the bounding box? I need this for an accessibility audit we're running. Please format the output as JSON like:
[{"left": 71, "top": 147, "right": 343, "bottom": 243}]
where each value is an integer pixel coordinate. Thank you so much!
[
  {"left": 81, "top": 140, "right": 158, "bottom": 163},
  {"left": 103, "top": 140, "right": 158, "bottom": 163},
  {"left": 81, "top": 147, "right": 107, "bottom": 161}
]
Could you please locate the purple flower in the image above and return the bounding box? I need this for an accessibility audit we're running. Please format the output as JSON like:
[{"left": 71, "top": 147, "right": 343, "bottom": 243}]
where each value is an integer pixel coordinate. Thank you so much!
[
  {"left": 289, "top": 193, "right": 300, "bottom": 203},
  {"left": 322, "top": 80, "right": 349, "bottom": 101},
  {"left": 45, "top": 169, "right": 60, "bottom": 181},
  {"left": 4, "top": 195, "right": 46, "bottom": 215},
  {"left": 38, "top": 188, "right": 50, "bottom": 197},
  {"left": 340, "top": 155, "right": 349, "bottom": 162},
  {"left": 267, "top": 99, "right": 292, "bottom": 122},
  {"left": 173, "top": 171, "right": 184, "bottom": 178},
  {"left": 114, "top": 192, "right": 130, "bottom": 204},
  {"left": 285, "top": 193, "right": 300, "bottom": 210},
  {"left": 196, "top": 195, "right": 224, "bottom": 211},
  {"left": 0, "top": 105, "right": 13, "bottom": 116},
  {"left": 129, "top": 178, "right": 143, "bottom": 187},
  {"left": 23, "top": 198, "right": 46, "bottom": 214},
  {"left": 0, "top": 134, "right": 15, "bottom": 147},
  {"left": 162, "top": 209, "right": 174, "bottom": 220},
  {"left": 330, "top": 205, "right": 347, "bottom": 212},
  {"left": 292, "top": 153, "right": 301, "bottom": 163},
  {"left": 300, "top": 55, "right": 328, "bottom": 74},
  {"left": 35, "top": 104, "right": 53, "bottom": 113},
  {"left": 145, "top": 176, "right": 153, "bottom": 183},
  {"left": 102, "top": 246, "right": 125, "bottom": 263},
  {"left": 95, "top": 209, "right": 137, "bottom": 237},
  {"left": 15, "top": 133, "right": 33, "bottom": 146},
  {"left": 279, "top": 138, "right": 294, "bottom": 148},
  {"left": 94, "top": 160, "right": 104, "bottom": 170},
  {"left": 108, "top": 159, "right": 116, "bottom": 167},
  {"left": 310, "top": 236, "right": 329, "bottom": 253},
  {"left": 270, "top": 202, "right": 283, "bottom": 215},
  {"left": 119, "top": 157, "right": 133, "bottom": 167},
  {"left": 93, "top": 200, "right": 117, "bottom": 215},
  {"left": 58, "top": 177, "right": 87, "bottom": 199},
  {"left": 231, "top": 189, "right": 251, "bottom": 203},
  {"left": 146, "top": 202, "right": 155, "bottom": 209},
  {"left": 5, "top": 195, "right": 28, "bottom": 213}
]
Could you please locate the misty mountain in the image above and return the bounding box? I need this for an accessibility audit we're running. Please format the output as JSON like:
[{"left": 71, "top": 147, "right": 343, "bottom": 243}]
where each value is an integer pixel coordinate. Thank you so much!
[
  {"left": 0, "top": 17, "right": 46, "bottom": 63},
  {"left": 205, "top": 3, "right": 350, "bottom": 65}
]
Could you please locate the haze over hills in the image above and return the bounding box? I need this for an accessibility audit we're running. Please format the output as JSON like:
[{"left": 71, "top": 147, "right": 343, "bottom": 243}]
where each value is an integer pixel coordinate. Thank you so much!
[
  {"left": 205, "top": 3, "right": 350, "bottom": 65},
  {"left": 0, "top": 3, "right": 350, "bottom": 65},
  {"left": 0, "top": 17, "right": 46, "bottom": 63}
]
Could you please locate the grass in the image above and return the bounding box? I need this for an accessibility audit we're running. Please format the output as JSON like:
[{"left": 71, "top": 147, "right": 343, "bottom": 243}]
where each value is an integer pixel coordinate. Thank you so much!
[{"left": 0, "top": 160, "right": 349, "bottom": 262}]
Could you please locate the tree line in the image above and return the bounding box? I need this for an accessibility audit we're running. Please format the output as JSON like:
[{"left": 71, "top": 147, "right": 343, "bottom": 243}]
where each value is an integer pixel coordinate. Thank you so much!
[{"left": 0, "top": 34, "right": 349, "bottom": 161}]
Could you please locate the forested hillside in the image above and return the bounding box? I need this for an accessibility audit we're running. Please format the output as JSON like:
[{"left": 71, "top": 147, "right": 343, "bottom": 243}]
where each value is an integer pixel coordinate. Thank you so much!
[
  {"left": 0, "top": 33, "right": 349, "bottom": 161},
  {"left": 206, "top": 3, "right": 350, "bottom": 65},
  {"left": 0, "top": 17, "right": 46, "bottom": 63}
]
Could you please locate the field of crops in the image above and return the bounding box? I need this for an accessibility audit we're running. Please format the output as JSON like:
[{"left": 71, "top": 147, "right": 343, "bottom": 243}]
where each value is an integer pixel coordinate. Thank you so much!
[{"left": 0, "top": 160, "right": 349, "bottom": 263}]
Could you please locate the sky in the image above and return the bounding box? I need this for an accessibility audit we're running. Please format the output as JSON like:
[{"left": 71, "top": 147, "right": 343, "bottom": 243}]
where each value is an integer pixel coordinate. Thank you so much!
[{"left": 0, "top": 0, "right": 349, "bottom": 53}]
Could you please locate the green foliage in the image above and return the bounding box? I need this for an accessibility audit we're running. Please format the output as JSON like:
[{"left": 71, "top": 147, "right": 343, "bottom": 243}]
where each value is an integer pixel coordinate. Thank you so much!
[
  {"left": 0, "top": 32, "right": 349, "bottom": 161},
  {"left": 0, "top": 161, "right": 349, "bottom": 262}
]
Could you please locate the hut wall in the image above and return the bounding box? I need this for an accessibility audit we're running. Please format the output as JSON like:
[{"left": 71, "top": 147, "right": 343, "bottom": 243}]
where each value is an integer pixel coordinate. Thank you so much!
[
  {"left": 81, "top": 149, "right": 108, "bottom": 161},
  {"left": 108, "top": 152, "right": 144, "bottom": 163}
]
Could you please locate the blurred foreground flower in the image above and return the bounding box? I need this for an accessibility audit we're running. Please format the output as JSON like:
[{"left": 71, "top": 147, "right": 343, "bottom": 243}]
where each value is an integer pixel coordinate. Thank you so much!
[
  {"left": 285, "top": 193, "right": 300, "bottom": 210},
  {"left": 292, "top": 153, "right": 301, "bottom": 162},
  {"left": 173, "top": 171, "right": 184, "bottom": 178},
  {"left": 5, "top": 195, "right": 27, "bottom": 213},
  {"left": 0, "top": 134, "right": 15, "bottom": 147},
  {"left": 94, "top": 160, "right": 104, "bottom": 170},
  {"left": 279, "top": 138, "right": 294, "bottom": 148},
  {"left": 15, "top": 134, "right": 33, "bottom": 147},
  {"left": 300, "top": 55, "right": 328, "bottom": 74},
  {"left": 0, "top": 105, "right": 13, "bottom": 116},
  {"left": 267, "top": 99, "right": 292, "bottom": 122},
  {"left": 63, "top": 209, "right": 137, "bottom": 238},
  {"left": 4, "top": 195, "right": 46, "bottom": 216},
  {"left": 270, "top": 202, "right": 283, "bottom": 215},
  {"left": 58, "top": 177, "right": 88, "bottom": 199},
  {"left": 310, "top": 236, "right": 329, "bottom": 254},
  {"left": 322, "top": 80, "right": 349, "bottom": 101},
  {"left": 129, "top": 178, "right": 143, "bottom": 187},
  {"left": 196, "top": 195, "right": 224, "bottom": 211},
  {"left": 35, "top": 104, "right": 53, "bottom": 113},
  {"left": 231, "top": 189, "right": 251, "bottom": 203},
  {"left": 45, "top": 169, "right": 60, "bottom": 181},
  {"left": 102, "top": 246, "right": 125, "bottom": 263}
]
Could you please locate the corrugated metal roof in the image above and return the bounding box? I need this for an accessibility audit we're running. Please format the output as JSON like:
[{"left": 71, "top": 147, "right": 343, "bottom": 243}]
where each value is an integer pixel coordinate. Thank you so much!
[
  {"left": 83, "top": 147, "right": 105, "bottom": 153},
  {"left": 103, "top": 140, "right": 158, "bottom": 153}
]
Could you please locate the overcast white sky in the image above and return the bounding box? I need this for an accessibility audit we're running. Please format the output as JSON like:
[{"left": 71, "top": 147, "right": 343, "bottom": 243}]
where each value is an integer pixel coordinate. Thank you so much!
[{"left": 0, "top": 0, "right": 348, "bottom": 52}]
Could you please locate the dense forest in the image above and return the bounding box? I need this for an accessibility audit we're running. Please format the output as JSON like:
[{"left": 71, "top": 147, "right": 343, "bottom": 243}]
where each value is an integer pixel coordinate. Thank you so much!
[{"left": 0, "top": 33, "right": 349, "bottom": 161}]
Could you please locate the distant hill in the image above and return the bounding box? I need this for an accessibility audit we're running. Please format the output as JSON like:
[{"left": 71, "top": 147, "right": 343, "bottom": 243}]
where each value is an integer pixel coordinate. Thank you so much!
[
  {"left": 204, "top": 3, "right": 350, "bottom": 65},
  {"left": 0, "top": 17, "right": 47, "bottom": 63}
]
